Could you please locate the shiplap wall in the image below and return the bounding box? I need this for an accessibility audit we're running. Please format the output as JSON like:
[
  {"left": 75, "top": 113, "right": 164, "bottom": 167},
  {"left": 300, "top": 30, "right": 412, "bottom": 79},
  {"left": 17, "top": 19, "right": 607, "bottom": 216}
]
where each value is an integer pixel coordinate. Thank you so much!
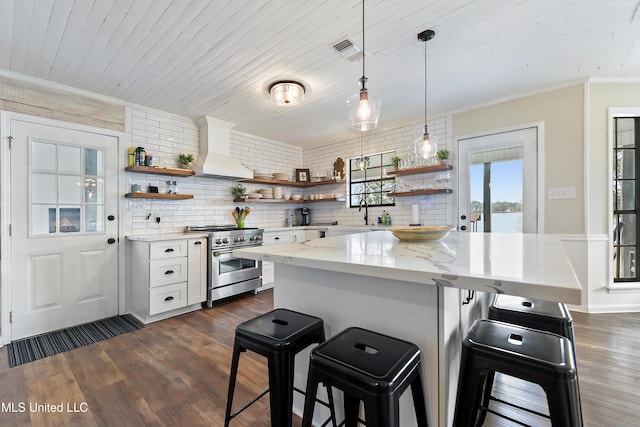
[{"left": 125, "top": 106, "right": 452, "bottom": 235}]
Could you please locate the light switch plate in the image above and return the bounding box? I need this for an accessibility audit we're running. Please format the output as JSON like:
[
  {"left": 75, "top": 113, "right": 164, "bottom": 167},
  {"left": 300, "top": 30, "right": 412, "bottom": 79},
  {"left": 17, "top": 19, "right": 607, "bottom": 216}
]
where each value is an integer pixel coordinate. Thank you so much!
[{"left": 548, "top": 186, "right": 576, "bottom": 200}]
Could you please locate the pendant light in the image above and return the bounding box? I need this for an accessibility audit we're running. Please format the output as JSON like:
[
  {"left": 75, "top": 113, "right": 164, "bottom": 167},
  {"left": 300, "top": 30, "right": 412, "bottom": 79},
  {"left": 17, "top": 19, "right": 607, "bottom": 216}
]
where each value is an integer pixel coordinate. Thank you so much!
[
  {"left": 347, "top": 0, "right": 381, "bottom": 132},
  {"left": 414, "top": 29, "right": 437, "bottom": 160}
]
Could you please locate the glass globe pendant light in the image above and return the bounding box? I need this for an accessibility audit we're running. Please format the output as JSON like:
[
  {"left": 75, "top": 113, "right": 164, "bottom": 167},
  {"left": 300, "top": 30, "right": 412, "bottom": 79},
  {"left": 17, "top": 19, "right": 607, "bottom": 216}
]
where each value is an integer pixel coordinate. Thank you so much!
[
  {"left": 414, "top": 29, "right": 437, "bottom": 161},
  {"left": 347, "top": 0, "right": 381, "bottom": 132}
]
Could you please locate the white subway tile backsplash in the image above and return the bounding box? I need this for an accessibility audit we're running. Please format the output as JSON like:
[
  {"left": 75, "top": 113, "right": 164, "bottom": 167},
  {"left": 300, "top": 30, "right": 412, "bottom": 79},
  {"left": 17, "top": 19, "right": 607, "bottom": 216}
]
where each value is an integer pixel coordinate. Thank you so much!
[{"left": 125, "top": 107, "right": 452, "bottom": 235}]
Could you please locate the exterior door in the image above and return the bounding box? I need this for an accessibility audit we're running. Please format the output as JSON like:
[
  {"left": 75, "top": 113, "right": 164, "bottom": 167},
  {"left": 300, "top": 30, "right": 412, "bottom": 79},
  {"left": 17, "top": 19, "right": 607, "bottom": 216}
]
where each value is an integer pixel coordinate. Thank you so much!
[
  {"left": 458, "top": 127, "right": 539, "bottom": 233},
  {"left": 9, "top": 116, "right": 119, "bottom": 340}
]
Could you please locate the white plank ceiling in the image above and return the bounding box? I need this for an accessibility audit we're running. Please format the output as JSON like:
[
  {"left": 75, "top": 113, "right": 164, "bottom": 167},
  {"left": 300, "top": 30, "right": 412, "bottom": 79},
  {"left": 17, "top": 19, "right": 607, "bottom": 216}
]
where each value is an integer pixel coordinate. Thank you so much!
[{"left": 0, "top": 0, "right": 639, "bottom": 147}]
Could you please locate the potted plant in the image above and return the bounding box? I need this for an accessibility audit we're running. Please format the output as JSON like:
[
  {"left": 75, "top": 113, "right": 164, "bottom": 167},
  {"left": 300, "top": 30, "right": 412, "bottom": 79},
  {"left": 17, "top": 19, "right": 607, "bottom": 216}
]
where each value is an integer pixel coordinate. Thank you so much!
[
  {"left": 178, "top": 153, "right": 195, "bottom": 169},
  {"left": 231, "top": 184, "right": 247, "bottom": 200},
  {"left": 391, "top": 155, "right": 402, "bottom": 170},
  {"left": 437, "top": 149, "right": 450, "bottom": 165}
]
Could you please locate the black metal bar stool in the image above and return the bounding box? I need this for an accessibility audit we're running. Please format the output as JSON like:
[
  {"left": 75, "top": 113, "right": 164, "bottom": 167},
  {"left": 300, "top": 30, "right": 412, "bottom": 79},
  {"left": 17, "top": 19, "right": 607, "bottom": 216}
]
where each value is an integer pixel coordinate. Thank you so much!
[
  {"left": 453, "top": 319, "right": 583, "bottom": 427},
  {"left": 301, "top": 326, "right": 429, "bottom": 427},
  {"left": 224, "top": 308, "right": 337, "bottom": 427},
  {"left": 478, "top": 295, "right": 579, "bottom": 424},
  {"left": 488, "top": 294, "right": 575, "bottom": 342}
]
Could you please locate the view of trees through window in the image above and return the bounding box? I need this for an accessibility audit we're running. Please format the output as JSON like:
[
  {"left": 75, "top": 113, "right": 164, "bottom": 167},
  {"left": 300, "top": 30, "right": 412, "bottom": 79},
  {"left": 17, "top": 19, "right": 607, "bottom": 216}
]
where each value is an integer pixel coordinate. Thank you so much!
[{"left": 349, "top": 151, "right": 396, "bottom": 208}]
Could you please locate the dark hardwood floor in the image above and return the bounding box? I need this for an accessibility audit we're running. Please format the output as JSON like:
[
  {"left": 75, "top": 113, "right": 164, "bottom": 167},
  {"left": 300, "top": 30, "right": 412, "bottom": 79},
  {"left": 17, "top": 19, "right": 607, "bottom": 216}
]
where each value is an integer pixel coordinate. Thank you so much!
[{"left": 0, "top": 290, "right": 638, "bottom": 426}]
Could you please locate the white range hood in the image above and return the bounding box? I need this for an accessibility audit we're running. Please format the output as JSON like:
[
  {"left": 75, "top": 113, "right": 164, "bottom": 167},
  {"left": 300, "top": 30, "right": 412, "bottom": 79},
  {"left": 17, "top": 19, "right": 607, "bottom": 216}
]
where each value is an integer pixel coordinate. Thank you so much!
[{"left": 193, "top": 116, "right": 253, "bottom": 179}]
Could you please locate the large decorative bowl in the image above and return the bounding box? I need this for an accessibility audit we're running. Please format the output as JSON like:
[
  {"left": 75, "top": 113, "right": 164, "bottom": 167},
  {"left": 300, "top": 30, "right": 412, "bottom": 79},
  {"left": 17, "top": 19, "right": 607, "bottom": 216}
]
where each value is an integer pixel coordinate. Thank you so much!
[{"left": 389, "top": 225, "right": 454, "bottom": 242}]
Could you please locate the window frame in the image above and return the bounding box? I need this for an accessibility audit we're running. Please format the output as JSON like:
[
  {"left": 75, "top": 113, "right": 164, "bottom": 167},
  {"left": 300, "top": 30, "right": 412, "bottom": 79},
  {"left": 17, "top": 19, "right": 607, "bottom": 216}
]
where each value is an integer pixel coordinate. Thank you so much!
[{"left": 349, "top": 150, "right": 396, "bottom": 208}]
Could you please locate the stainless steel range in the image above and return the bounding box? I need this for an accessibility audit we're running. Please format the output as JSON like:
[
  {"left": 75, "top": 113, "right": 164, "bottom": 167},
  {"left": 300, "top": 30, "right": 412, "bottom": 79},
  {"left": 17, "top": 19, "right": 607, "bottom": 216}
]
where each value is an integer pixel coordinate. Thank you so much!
[{"left": 185, "top": 225, "right": 263, "bottom": 307}]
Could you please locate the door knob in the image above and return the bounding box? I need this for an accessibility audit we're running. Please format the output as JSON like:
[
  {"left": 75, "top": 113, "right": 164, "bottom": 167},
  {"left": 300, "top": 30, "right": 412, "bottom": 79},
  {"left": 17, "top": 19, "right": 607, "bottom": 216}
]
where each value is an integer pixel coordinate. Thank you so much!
[
  {"left": 460, "top": 226, "right": 467, "bottom": 231},
  {"left": 107, "top": 215, "right": 115, "bottom": 221},
  {"left": 107, "top": 238, "right": 116, "bottom": 244},
  {"left": 460, "top": 215, "right": 467, "bottom": 220}
]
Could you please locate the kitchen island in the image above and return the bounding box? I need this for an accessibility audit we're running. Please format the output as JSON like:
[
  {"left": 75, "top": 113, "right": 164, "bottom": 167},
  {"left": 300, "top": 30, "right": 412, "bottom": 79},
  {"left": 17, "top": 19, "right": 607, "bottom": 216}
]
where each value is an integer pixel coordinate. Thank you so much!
[{"left": 234, "top": 231, "right": 582, "bottom": 427}]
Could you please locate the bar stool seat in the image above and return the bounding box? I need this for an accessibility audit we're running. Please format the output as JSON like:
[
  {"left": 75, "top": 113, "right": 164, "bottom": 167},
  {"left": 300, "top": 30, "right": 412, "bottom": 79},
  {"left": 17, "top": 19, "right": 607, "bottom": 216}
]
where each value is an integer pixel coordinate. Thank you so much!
[
  {"left": 453, "top": 319, "right": 582, "bottom": 427},
  {"left": 224, "top": 308, "right": 337, "bottom": 427},
  {"left": 301, "top": 326, "right": 429, "bottom": 427},
  {"left": 488, "top": 294, "right": 575, "bottom": 341}
]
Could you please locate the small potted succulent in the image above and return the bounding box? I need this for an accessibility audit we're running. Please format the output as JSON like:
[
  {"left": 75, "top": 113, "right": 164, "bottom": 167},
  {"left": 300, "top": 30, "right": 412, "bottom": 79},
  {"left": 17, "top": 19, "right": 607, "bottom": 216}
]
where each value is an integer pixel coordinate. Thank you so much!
[
  {"left": 437, "top": 149, "right": 450, "bottom": 165},
  {"left": 178, "top": 153, "right": 195, "bottom": 169}
]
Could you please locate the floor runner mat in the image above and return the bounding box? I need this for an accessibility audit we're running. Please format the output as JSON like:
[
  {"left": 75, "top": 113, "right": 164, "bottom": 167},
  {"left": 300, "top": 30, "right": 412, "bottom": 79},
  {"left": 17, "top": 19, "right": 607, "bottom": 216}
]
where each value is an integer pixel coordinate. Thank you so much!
[{"left": 6, "top": 314, "right": 143, "bottom": 367}]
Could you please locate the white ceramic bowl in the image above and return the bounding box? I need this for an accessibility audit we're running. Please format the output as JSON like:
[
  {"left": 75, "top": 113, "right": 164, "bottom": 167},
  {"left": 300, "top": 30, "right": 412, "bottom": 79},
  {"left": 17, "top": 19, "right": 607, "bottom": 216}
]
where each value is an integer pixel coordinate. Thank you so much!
[
  {"left": 291, "top": 195, "right": 302, "bottom": 200},
  {"left": 272, "top": 172, "right": 290, "bottom": 181}
]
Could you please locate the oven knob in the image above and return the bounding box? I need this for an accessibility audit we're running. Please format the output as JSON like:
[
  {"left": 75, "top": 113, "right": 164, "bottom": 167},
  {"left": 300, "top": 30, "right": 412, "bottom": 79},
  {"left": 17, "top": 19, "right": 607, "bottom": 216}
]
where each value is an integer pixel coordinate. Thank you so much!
[
  {"left": 240, "top": 236, "right": 246, "bottom": 242},
  {"left": 223, "top": 238, "right": 229, "bottom": 244},
  {"left": 255, "top": 236, "right": 261, "bottom": 241},
  {"left": 249, "top": 236, "right": 255, "bottom": 241},
  {"left": 234, "top": 237, "right": 240, "bottom": 243},
  {"left": 215, "top": 238, "right": 222, "bottom": 245}
]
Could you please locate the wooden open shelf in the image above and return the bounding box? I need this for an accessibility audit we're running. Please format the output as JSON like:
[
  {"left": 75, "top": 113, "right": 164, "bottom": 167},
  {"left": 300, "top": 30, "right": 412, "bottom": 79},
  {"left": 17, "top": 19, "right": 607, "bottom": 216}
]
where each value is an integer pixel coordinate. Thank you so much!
[
  {"left": 125, "top": 193, "right": 194, "bottom": 200},
  {"left": 388, "top": 189, "right": 453, "bottom": 197},
  {"left": 234, "top": 197, "right": 343, "bottom": 204},
  {"left": 126, "top": 165, "right": 195, "bottom": 177},
  {"left": 240, "top": 178, "right": 345, "bottom": 188},
  {"left": 387, "top": 164, "right": 452, "bottom": 176}
]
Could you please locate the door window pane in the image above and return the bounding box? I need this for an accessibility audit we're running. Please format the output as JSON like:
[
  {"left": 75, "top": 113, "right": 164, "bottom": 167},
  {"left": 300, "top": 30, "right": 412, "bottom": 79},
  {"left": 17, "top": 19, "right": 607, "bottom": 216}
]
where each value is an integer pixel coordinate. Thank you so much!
[
  {"left": 59, "top": 145, "right": 81, "bottom": 174},
  {"left": 31, "top": 141, "right": 57, "bottom": 172},
  {"left": 32, "top": 174, "right": 57, "bottom": 203},
  {"left": 59, "top": 175, "right": 83, "bottom": 203},
  {"left": 32, "top": 205, "right": 57, "bottom": 235}
]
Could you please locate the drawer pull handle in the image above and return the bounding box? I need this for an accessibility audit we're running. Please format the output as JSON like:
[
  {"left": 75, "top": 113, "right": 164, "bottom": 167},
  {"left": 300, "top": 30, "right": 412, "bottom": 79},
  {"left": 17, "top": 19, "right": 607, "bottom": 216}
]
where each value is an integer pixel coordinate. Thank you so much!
[
  {"left": 164, "top": 248, "right": 175, "bottom": 253},
  {"left": 274, "top": 237, "right": 280, "bottom": 240},
  {"left": 164, "top": 296, "right": 174, "bottom": 302},
  {"left": 194, "top": 241, "right": 202, "bottom": 245},
  {"left": 164, "top": 270, "right": 174, "bottom": 275}
]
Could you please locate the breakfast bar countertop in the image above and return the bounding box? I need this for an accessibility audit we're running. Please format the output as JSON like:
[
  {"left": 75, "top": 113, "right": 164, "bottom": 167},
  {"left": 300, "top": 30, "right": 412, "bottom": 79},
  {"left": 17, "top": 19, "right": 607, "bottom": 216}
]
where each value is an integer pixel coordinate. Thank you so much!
[{"left": 234, "top": 230, "right": 582, "bottom": 305}]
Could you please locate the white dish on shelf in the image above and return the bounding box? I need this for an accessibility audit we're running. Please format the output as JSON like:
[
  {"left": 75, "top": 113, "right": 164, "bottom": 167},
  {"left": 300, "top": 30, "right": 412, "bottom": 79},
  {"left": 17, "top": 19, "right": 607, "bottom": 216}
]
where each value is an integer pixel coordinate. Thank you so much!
[
  {"left": 246, "top": 193, "right": 262, "bottom": 199},
  {"left": 291, "top": 195, "right": 302, "bottom": 200},
  {"left": 272, "top": 172, "right": 290, "bottom": 181}
]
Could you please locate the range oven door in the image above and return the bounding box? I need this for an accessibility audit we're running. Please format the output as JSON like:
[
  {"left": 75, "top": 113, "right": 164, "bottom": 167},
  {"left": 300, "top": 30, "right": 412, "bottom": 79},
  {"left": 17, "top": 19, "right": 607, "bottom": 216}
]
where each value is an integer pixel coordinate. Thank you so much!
[
  {"left": 208, "top": 248, "right": 262, "bottom": 306},
  {"left": 211, "top": 249, "right": 262, "bottom": 288}
]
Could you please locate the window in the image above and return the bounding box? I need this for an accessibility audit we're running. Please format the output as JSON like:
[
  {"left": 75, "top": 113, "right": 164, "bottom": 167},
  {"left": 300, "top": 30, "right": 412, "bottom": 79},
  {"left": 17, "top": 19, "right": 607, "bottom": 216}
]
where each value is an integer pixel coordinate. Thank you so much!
[
  {"left": 31, "top": 140, "right": 105, "bottom": 236},
  {"left": 349, "top": 151, "right": 396, "bottom": 208},
  {"left": 613, "top": 117, "right": 639, "bottom": 281}
]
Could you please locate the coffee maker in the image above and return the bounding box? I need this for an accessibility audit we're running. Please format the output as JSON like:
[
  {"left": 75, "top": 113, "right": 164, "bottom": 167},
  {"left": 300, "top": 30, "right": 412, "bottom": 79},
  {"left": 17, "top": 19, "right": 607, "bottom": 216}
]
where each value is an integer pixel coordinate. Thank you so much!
[{"left": 296, "top": 207, "right": 311, "bottom": 226}]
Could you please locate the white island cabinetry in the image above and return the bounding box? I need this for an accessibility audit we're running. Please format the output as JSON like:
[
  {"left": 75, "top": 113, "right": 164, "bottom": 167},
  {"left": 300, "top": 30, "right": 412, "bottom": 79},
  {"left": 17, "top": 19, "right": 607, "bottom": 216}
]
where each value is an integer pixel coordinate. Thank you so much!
[
  {"left": 127, "top": 234, "right": 207, "bottom": 324},
  {"left": 260, "top": 229, "right": 306, "bottom": 291}
]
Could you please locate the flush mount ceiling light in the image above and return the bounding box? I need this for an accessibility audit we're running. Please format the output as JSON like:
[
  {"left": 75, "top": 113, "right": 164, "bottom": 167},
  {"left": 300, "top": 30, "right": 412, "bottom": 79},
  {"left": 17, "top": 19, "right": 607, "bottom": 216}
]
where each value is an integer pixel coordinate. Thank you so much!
[
  {"left": 346, "top": 0, "right": 381, "bottom": 132},
  {"left": 414, "top": 29, "right": 438, "bottom": 160},
  {"left": 269, "top": 81, "right": 306, "bottom": 106}
]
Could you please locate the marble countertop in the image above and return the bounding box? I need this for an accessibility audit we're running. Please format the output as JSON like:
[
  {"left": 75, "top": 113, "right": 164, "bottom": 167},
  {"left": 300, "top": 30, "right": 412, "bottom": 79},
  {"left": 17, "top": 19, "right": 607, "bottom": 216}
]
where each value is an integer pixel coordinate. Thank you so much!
[
  {"left": 126, "top": 232, "right": 209, "bottom": 242},
  {"left": 234, "top": 231, "right": 582, "bottom": 304}
]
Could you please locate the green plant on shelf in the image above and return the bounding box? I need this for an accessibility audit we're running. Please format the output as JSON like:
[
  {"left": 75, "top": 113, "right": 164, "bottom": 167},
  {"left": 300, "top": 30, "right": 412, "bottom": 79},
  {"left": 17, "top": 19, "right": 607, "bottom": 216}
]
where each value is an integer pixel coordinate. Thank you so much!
[
  {"left": 391, "top": 155, "right": 401, "bottom": 168},
  {"left": 178, "top": 153, "right": 195, "bottom": 168},
  {"left": 231, "top": 184, "right": 247, "bottom": 199},
  {"left": 437, "top": 149, "right": 450, "bottom": 160}
]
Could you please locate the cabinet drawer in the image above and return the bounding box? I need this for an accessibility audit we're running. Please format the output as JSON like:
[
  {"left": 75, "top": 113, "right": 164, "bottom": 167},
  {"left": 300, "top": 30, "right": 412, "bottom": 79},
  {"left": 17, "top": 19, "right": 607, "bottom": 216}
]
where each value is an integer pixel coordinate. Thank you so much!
[
  {"left": 149, "top": 240, "right": 188, "bottom": 260},
  {"left": 263, "top": 232, "right": 293, "bottom": 245},
  {"left": 149, "top": 258, "right": 188, "bottom": 287},
  {"left": 149, "top": 282, "right": 188, "bottom": 315}
]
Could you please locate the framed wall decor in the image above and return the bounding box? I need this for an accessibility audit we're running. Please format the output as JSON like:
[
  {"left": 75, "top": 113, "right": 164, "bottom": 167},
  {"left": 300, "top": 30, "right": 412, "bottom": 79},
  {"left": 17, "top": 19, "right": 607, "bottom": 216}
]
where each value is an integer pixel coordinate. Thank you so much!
[{"left": 296, "top": 168, "right": 310, "bottom": 182}]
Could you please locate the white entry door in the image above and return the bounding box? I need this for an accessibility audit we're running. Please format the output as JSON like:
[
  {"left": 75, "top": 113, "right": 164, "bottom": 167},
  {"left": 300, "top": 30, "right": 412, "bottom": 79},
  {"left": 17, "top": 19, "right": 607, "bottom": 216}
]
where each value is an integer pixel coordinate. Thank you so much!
[
  {"left": 9, "top": 116, "right": 119, "bottom": 340},
  {"left": 458, "top": 127, "right": 539, "bottom": 233}
]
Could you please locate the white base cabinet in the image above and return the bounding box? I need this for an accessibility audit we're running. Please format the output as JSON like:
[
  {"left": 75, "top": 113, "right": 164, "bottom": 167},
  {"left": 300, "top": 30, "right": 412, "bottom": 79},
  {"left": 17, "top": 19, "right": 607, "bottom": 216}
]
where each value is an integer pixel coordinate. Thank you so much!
[{"left": 128, "top": 237, "right": 207, "bottom": 323}]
